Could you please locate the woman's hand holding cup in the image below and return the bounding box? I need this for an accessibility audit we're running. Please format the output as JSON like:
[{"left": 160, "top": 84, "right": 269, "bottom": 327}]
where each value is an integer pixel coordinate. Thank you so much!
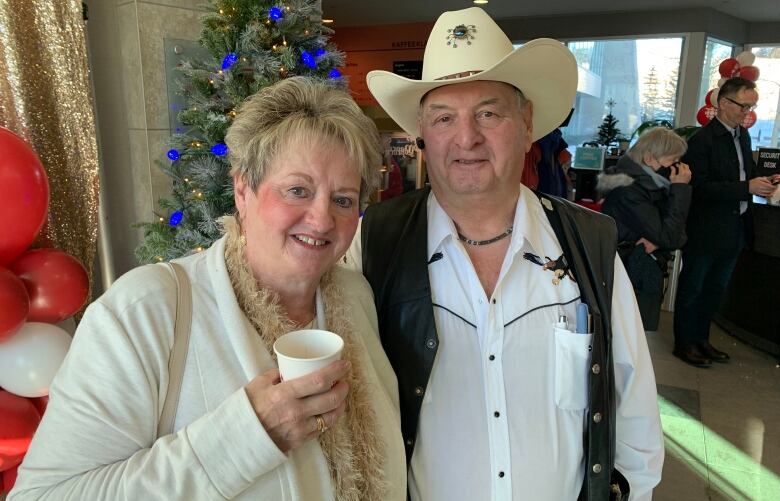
[{"left": 245, "top": 360, "right": 350, "bottom": 453}]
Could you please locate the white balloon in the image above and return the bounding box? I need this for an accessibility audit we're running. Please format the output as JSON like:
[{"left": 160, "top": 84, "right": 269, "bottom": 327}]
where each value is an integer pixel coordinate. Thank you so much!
[
  {"left": 0, "top": 322, "right": 71, "bottom": 398},
  {"left": 718, "top": 77, "right": 727, "bottom": 88},
  {"left": 736, "top": 51, "right": 756, "bottom": 67},
  {"left": 56, "top": 317, "right": 76, "bottom": 337},
  {"left": 710, "top": 88, "right": 719, "bottom": 105}
]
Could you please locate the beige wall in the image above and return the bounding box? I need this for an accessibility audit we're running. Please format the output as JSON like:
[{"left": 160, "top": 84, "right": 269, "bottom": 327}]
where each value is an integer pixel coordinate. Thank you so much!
[{"left": 86, "top": 0, "right": 205, "bottom": 289}]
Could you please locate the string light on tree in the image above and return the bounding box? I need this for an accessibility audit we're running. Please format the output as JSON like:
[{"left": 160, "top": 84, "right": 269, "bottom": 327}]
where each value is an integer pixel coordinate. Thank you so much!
[
  {"left": 166, "top": 149, "right": 180, "bottom": 161},
  {"left": 169, "top": 211, "right": 183, "bottom": 227},
  {"left": 221, "top": 53, "right": 238, "bottom": 70},
  {"left": 301, "top": 50, "right": 317, "bottom": 69},
  {"left": 269, "top": 6, "right": 283, "bottom": 21},
  {"left": 211, "top": 143, "right": 228, "bottom": 156}
]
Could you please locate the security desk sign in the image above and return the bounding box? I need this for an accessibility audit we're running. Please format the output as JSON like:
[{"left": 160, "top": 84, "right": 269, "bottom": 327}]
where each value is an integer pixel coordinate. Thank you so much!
[{"left": 757, "top": 148, "right": 780, "bottom": 177}]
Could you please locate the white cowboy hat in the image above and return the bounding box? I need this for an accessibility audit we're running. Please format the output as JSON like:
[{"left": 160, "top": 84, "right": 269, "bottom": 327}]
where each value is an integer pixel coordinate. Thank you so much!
[{"left": 366, "top": 7, "right": 577, "bottom": 142}]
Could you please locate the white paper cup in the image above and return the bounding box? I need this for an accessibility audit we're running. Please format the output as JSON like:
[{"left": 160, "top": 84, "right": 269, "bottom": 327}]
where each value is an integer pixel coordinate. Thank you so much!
[{"left": 273, "top": 329, "right": 344, "bottom": 381}]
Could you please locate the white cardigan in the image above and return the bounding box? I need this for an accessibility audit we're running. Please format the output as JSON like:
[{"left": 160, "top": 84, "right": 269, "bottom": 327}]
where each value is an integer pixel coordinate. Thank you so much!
[{"left": 9, "top": 235, "right": 406, "bottom": 500}]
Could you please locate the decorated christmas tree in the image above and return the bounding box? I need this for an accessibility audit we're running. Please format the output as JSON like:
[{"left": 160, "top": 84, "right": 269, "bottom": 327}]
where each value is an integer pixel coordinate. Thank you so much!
[
  {"left": 135, "top": 0, "right": 345, "bottom": 264},
  {"left": 593, "top": 98, "right": 625, "bottom": 147}
]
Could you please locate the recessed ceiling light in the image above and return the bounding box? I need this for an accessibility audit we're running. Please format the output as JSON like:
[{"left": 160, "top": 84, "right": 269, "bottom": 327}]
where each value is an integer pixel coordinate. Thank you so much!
[
  {"left": 322, "top": 18, "right": 334, "bottom": 24},
  {"left": 473, "top": 0, "right": 489, "bottom": 4}
]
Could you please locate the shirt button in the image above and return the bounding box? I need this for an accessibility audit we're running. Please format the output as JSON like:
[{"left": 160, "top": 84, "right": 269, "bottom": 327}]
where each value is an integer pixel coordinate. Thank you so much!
[
  {"left": 405, "top": 438, "right": 414, "bottom": 446},
  {"left": 593, "top": 464, "right": 603, "bottom": 474},
  {"left": 426, "top": 338, "right": 437, "bottom": 349},
  {"left": 593, "top": 412, "right": 602, "bottom": 423},
  {"left": 498, "top": 471, "right": 505, "bottom": 478},
  {"left": 492, "top": 298, "right": 496, "bottom": 304},
  {"left": 414, "top": 386, "right": 424, "bottom": 396},
  {"left": 489, "top": 354, "right": 495, "bottom": 361},
  {"left": 592, "top": 363, "right": 601, "bottom": 374},
  {"left": 494, "top": 411, "right": 500, "bottom": 418}
]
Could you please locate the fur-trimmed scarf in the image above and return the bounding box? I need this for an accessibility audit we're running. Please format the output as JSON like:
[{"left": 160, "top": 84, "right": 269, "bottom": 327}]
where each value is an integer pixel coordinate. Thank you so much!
[{"left": 221, "top": 216, "right": 387, "bottom": 501}]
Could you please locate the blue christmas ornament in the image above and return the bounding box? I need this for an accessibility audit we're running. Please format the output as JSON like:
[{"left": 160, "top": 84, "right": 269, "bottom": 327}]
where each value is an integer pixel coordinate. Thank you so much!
[
  {"left": 167, "top": 149, "right": 180, "bottom": 161},
  {"left": 269, "top": 7, "right": 283, "bottom": 21},
  {"left": 211, "top": 143, "right": 228, "bottom": 156},
  {"left": 169, "top": 211, "right": 183, "bottom": 227},
  {"left": 315, "top": 48, "right": 326, "bottom": 58},
  {"left": 328, "top": 68, "right": 342, "bottom": 79},
  {"left": 221, "top": 52, "right": 238, "bottom": 70},
  {"left": 301, "top": 50, "right": 317, "bottom": 69}
]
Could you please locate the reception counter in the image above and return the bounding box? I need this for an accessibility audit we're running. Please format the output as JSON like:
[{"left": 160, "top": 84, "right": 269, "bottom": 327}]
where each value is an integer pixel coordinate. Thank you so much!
[{"left": 716, "top": 203, "right": 780, "bottom": 357}]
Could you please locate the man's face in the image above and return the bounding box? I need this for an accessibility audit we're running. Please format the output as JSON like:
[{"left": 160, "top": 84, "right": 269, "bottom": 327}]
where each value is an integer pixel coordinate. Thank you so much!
[
  {"left": 717, "top": 87, "right": 759, "bottom": 129},
  {"left": 418, "top": 81, "right": 532, "bottom": 202}
]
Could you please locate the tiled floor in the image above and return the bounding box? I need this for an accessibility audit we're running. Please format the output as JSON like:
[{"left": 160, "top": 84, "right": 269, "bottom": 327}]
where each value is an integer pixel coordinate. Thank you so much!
[{"left": 649, "top": 311, "right": 780, "bottom": 500}]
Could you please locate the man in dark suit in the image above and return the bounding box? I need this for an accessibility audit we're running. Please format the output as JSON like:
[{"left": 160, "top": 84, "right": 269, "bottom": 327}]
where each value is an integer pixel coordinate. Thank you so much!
[{"left": 673, "top": 77, "right": 778, "bottom": 367}]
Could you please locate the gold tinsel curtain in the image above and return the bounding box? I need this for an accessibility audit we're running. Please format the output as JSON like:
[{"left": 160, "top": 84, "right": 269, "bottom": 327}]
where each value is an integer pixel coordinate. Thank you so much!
[{"left": 0, "top": 0, "right": 99, "bottom": 290}]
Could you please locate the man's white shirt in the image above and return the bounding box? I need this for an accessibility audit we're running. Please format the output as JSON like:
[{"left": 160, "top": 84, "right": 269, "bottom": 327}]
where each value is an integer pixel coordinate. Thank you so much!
[{"left": 344, "top": 185, "right": 664, "bottom": 500}]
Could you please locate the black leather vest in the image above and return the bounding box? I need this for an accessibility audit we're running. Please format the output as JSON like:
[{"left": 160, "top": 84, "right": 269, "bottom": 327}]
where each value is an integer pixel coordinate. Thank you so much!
[{"left": 361, "top": 187, "right": 626, "bottom": 500}]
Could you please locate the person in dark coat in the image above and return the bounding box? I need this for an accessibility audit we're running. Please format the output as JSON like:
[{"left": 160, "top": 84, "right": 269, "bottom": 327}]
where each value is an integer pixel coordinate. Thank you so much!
[
  {"left": 599, "top": 127, "right": 691, "bottom": 331},
  {"left": 673, "top": 77, "right": 778, "bottom": 368}
]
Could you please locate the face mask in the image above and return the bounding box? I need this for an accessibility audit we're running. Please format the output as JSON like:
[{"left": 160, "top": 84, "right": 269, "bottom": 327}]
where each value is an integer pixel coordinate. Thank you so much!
[
  {"left": 656, "top": 166, "right": 672, "bottom": 179},
  {"left": 656, "top": 161, "right": 680, "bottom": 180}
]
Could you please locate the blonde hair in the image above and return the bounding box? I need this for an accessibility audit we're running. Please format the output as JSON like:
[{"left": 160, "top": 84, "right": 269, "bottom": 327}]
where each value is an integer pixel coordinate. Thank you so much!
[
  {"left": 225, "top": 77, "right": 381, "bottom": 198},
  {"left": 627, "top": 127, "right": 687, "bottom": 165}
]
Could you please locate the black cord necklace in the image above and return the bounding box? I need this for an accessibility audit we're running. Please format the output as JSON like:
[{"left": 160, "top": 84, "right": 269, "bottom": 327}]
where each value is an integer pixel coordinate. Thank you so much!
[{"left": 457, "top": 226, "right": 514, "bottom": 246}]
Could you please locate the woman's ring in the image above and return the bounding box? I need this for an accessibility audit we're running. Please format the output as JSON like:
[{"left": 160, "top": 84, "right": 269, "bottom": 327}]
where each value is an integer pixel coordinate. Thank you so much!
[{"left": 315, "top": 414, "right": 328, "bottom": 434}]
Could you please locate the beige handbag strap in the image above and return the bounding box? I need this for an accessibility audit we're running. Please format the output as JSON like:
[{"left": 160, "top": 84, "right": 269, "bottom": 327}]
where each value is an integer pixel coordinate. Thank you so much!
[{"left": 157, "top": 262, "right": 192, "bottom": 437}]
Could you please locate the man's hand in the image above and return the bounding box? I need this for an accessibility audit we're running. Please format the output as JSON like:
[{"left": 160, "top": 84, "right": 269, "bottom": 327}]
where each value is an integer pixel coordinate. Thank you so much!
[
  {"left": 245, "top": 360, "right": 350, "bottom": 453},
  {"left": 636, "top": 237, "right": 658, "bottom": 254},
  {"left": 669, "top": 162, "right": 691, "bottom": 184},
  {"left": 749, "top": 176, "right": 777, "bottom": 198}
]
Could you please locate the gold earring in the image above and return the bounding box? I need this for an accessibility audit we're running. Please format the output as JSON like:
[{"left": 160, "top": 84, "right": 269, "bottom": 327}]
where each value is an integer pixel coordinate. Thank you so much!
[{"left": 240, "top": 234, "right": 247, "bottom": 246}]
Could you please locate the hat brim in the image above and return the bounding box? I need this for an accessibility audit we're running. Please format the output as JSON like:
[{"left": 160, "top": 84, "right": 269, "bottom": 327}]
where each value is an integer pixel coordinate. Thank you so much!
[{"left": 367, "top": 38, "right": 577, "bottom": 142}]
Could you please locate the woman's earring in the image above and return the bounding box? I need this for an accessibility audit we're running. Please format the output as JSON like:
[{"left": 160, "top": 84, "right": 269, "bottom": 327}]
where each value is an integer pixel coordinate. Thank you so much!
[{"left": 240, "top": 233, "right": 247, "bottom": 247}]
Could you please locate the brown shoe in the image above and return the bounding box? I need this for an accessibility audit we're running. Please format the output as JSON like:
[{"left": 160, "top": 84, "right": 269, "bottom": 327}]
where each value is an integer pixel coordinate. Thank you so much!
[
  {"left": 697, "top": 342, "right": 730, "bottom": 363},
  {"left": 673, "top": 345, "right": 712, "bottom": 368}
]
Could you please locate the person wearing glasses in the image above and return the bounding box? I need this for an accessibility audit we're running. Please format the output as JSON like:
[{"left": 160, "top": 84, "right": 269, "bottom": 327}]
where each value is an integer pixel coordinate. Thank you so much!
[
  {"left": 673, "top": 77, "right": 779, "bottom": 368},
  {"left": 598, "top": 127, "right": 692, "bottom": 332}
]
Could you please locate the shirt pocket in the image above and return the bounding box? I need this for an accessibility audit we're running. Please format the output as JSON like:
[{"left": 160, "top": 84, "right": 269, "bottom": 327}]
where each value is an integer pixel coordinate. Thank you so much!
[{"left": 554, "top": 326, "right": 592, "bottom": 410}]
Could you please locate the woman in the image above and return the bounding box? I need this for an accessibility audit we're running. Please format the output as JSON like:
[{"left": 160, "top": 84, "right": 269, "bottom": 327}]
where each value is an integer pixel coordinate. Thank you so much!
[
  {"left": 598, "top": 127, "right": 692, "bottom": 331},
  {"left": 10, "top": 77, "right": 405, "bottom": 500}
]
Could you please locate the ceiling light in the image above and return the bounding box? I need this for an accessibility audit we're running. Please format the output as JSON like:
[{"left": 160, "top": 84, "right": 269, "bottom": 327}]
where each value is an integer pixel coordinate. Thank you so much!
[
  {"left": 322, "top": 18, "right": 334, "bottom": 24},
  {"left": 473, "top": 0, "right": 489, "bottom": 4}
]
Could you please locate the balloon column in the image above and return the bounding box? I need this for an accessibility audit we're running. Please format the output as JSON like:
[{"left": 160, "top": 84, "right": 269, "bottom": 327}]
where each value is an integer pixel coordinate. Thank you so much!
[
  {"left": 697, "top": 51, "right": 760, "bottom": 127},
  {"left": 0, "top": 127, "right": 88, "bottom": 493}
]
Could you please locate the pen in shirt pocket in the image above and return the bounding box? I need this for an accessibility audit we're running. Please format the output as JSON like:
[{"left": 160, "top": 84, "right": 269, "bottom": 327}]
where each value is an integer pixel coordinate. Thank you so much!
[{"left": 576, "top": 303, "right": 590, "bottom": 334}]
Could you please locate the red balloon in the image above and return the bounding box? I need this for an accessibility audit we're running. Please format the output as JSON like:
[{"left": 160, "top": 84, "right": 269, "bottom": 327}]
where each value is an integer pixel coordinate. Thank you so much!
[
  {"left": 738, "top": 65, "right": 760, "bottom": 82},
  {"left": 696, "top": 106, "right": 716, "bottom": 126},
  {"left": 742, "top": 110, "right": 758, "bottom": 129},
  {"left": 718, "top": 58, "right": 740, "bottom": 78},
  {"left": 28, "top": 396, "right": 49, "bottom": 417},
  {"left": 0, "top": 128, "right": 49, "bottom": 266},
  {"left": 2, "top": 464, "right": 18, "bottom": 493},
  {"left": 0, "top": 390, "right": 41, "bottom": 472},
  {"left": 0, "top": 267, "right": 29, "bottom": 341},
  {"left": 9, "top": 249, "right": 89, "bottom": 323},
  {"left": 704, "top": 89, "right": 716, "bottom": 107}
]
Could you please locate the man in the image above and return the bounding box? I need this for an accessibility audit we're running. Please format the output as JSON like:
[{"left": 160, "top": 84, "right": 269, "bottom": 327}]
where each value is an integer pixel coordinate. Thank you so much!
[
  {"left": 673, "top": 77, "right": 778, "bottom": 367},
  {"left": 345, "top": 8, "right": 663, "bottom": 500}
]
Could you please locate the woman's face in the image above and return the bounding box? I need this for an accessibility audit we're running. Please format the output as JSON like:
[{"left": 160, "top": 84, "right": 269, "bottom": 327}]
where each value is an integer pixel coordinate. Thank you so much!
[{"left": 234, "top": 137, "right": 362, "bottom": 287}]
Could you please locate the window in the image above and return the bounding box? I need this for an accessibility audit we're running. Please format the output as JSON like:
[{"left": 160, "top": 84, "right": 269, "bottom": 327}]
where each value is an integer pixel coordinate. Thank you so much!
[
  {"left": 750, "top": 45, "right": 780, "bottom": 148},
  {"left": 562, "top": 38, "right": 684, "bottom": 149},
  {"left": 698, "top": 38, "right": 733, "bottom": 109}
]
